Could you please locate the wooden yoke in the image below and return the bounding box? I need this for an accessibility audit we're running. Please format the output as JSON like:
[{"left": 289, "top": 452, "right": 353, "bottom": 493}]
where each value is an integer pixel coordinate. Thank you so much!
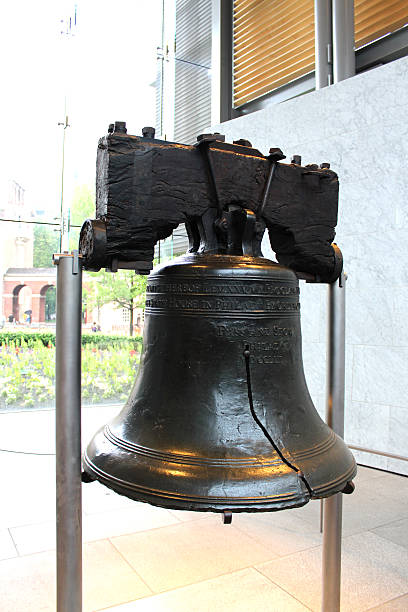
[{"left": 79, "top": 122, "right": 342, "bottom": 283}]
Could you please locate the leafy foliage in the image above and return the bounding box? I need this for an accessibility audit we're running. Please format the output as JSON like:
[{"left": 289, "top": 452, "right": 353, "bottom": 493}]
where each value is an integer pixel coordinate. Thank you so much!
[
  {"left": 0, "top": 339, "right": 141, "bottom": 408},
  {"left": 0, "top": 331, "right": 142, "bottom": 350},
  {"left": 69, "top": 184, "right": 95, "bottom": 251},
  {"left": 86, "top": 270, "right": 148, "bottom": 336},
  {"left": 33, "top": 224, "right": 59, "bottom": 268}
]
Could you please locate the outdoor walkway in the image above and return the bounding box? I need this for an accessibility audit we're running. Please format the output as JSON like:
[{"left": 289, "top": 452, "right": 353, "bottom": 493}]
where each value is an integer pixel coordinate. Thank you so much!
[{"left": 0, "top": 405, "right": 407, "bottom": 611}]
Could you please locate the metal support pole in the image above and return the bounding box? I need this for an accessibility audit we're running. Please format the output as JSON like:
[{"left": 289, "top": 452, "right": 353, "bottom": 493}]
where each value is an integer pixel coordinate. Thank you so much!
[
  {"left": 332, "top": 0, "right": 355, "bottom": 83},
  {"left": 55, "top": 251, "right": 83, "bottom": 612},
  {"left": 314, "top": 0, "right": 333, "bottom": 89},
  {"left": 322, "top": 272, "right": 346, "bottom": 612},
  {"left": 211, "top": 0, "right": 236, "bottom": 124}
]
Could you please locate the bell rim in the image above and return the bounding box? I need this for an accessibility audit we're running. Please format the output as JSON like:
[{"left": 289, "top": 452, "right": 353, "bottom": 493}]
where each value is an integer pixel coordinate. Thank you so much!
[
  {"left": 82, "top": 452, "right": 310, "bottom": 511},
  {"left": 82, "top": 447, "right": 356, "bottom": 510}
]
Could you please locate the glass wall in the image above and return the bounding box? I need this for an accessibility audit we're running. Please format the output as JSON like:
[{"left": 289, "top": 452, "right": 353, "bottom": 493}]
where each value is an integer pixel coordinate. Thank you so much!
[{"left": 0, "top": 1, "right": 165, "bottom": 413}]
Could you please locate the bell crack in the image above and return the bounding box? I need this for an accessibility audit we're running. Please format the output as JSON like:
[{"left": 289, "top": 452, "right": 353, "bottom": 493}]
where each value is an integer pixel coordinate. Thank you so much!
[{"left": 243, "top": 345, "right": 314, "bottom": 497}]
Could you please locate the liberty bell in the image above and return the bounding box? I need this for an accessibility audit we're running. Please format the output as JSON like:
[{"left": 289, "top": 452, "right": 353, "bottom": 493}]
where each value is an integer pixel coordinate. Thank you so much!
[{"left": 80, "top": 125, "right": 356, "bottom": 515}]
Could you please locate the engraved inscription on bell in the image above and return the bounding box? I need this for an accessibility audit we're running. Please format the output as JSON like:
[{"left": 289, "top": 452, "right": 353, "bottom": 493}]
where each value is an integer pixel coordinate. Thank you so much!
[{"left": 146, "top": 276, "right": 300, "bottom": 314}]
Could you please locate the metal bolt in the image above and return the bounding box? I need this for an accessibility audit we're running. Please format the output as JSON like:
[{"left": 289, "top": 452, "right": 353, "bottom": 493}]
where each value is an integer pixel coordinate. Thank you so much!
[
  {"left": 268, "top": 147, "right": 286, "bottom": 162},
  {"left": 214, "top": 217, "right": 228, "bottom": 233},
  {"left": 342, "top": 481, "right": 355, "bottom": 495},
  {"left": 196, "top": 132, "right": 225, "bottom": 143},
  {"left": 233, "top": 139, "right": 252, "bottom": 147},
  {"left": 142, "top": 126, "right": 156, "bottom": 138},
  {"left": 320, "top": 162, "right": 331, "bottom": 169},
  {"left": 114, "top": 121, "right": 127, "bottom": 134},
  {"left": 291, "top": 155, "right": 301, "bottom": 165},
  {"left": 197, "top": 133, "right": 212, "bottom": 142}
]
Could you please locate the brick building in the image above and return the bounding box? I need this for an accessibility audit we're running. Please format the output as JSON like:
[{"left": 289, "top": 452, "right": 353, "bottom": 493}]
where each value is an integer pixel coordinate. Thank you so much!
[{"left": 2, "top": 268, "right": 56, "bottom": 324}]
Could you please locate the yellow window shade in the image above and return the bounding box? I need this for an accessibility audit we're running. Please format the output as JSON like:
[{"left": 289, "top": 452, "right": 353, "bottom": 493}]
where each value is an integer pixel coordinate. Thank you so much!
[
  {"left": 233, "top": 0, "right": 315, "bottom": 107},
  {"left": 355, "top": 0, "right": 408, "bottom": 48},
  {"left": 233, "top": 0, "right": 408, "bottom": 108}
]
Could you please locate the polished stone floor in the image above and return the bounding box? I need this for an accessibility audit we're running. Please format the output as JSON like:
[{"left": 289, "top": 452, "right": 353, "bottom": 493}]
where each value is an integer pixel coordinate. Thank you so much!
[{"left": 0, "top": 405, "right": 407, "bottom": 611}]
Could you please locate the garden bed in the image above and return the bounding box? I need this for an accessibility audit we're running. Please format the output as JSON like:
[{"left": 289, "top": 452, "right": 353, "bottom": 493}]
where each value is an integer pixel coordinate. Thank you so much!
[
  {"left": 0, "top": 338, "right": 141, "bottom": 409},
  {"left": 0, "top": 330, "right": 142, "bottom": 349}
]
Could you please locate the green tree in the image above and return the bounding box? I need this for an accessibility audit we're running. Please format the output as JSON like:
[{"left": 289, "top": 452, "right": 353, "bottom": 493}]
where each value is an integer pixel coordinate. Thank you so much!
[
  {"left": 86, "top": 270, "right": 148, "bottom": 336},
  {"left": 33, "top": 224, "right": 59, "bottom": 267},
  {"left": 69, "top": 184, "right": 95, "bottom": 251},
  {"left": 45, "top": 286, "right": 56, "bottom": 320},
  {"left": 33, "top": 184, "right": 95, "bottom": 266},
  {"left": 67, "top": 184, "right": 150, "bottom": 335}
]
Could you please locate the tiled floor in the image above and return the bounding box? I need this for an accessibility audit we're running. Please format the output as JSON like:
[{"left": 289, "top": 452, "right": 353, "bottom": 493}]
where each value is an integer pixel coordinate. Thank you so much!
[{"left": 0, "top": 406, "right": 407, "bottom": 611}]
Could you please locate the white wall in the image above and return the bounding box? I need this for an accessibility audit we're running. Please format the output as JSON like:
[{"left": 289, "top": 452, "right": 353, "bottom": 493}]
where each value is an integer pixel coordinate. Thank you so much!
[{"left": 213, "top": 56, "right": 408, "bottom": 474}]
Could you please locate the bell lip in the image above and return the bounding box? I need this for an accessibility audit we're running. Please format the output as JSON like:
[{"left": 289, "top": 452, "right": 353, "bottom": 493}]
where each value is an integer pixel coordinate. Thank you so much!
[
  {"left": 82, "top": 447, "right": 357, "bottom": 513},
  {"left": 82, "top": 453, "right": 311, "bottom": 512},
  {"left": 308, "top": 460, "right": 357, "bottom": 499}
]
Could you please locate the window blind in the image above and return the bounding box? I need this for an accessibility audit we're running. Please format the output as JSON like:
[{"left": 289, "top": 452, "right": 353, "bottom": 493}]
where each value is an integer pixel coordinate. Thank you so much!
[
  {"left": 355, "top": 0, "right": 408, "bottom": 49},
  {"left": 233, "top": 0, "right": 408, "bottom": 108},
  {"left": 233, "top": 0, "right": 315, "bottom": 108}
]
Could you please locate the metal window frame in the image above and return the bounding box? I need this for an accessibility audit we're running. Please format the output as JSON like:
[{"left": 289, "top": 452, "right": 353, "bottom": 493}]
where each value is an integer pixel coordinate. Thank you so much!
[{"left": 213, "top": 2, "right": 408, "bottom": 119}]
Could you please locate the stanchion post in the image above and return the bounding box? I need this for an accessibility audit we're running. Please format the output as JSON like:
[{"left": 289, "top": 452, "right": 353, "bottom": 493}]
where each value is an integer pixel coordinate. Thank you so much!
[
  {"left": 322, "top": 271, "right": 346, "bottom": 612},
  {"left": 55, "top": 251, "right": 83, "bottom": 612}
]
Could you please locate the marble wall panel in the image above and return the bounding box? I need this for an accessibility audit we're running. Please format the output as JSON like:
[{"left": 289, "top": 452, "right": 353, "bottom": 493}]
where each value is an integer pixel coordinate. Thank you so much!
[
  {"left": 345, "top": 400, "right": 390, "bottom": 470},
  {"left": 345, "top": 286, "right": 394, "bottom": 346},
  {"left": 299, "top": 282, "right": 325, "bottom": 345},
  {"left": 341, "top": 230, "right": 408, "bottom": 290},
  {"left": 387, "top": 406, "right": 408, "bottom": 476},
  {"left": 337, "top": 178, "right": 399, "bottom": 239},
  {"left": 345, "top": 343, "right": 354, "bottom": 406},
  {"left": 301, "top": 341, "right": 326, "bottom": 401},
  {"left": 211, "top": 55, "right": 408, "bottom": 472},
  {"left": 392, "top": 287, "right": 408, "bottom": 347},
  {"left": 352, "top": 345, "right": 408, "bottom": 408},
  {"left": 345, "top": 401, "right": 390, "bottom": 450},
  {"left": 313, "top": 394, "right": 326, "bottom": 420},
  {"left": 351, "top": 448, "right": 389, "bottom": 470}
]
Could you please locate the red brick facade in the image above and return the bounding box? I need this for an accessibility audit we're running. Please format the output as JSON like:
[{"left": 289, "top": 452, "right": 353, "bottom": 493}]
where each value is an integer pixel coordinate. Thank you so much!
[{"left": 3, "top": 272, "right": 56, "bottom": 323}]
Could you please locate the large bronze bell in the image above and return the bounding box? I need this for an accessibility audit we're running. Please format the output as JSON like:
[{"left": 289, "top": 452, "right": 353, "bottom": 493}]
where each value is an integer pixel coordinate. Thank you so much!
[
  {"left": 81, "top": 127, "right": 356, "bottom": 515},
  {"left": 83, "top": 252, "right": 356, "bottom": 513}
]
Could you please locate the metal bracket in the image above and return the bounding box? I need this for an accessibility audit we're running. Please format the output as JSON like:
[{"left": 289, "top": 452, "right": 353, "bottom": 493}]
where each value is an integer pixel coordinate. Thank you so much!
[
  {"left": 72, "top": 250, "right": 80, "bottom": 275},
  {"left": 53, "top": 251, "right": 82, "bottom": 275},
  {"left": 339, "top": 270, "right": 347, "bottom": 288}
]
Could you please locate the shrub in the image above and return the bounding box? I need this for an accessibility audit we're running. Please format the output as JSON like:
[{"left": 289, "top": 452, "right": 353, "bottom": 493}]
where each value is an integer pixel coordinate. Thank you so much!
[
  {"left": 0, "top": 338, "right": 141, "bottom": 409},
  {"left": 0, "top": 331, "right": 142, "bottom": 350}
]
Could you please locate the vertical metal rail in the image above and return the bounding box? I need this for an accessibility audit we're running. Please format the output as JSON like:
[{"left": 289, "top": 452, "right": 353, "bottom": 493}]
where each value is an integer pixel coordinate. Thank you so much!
[
  {"left": 55, "top": 251, "right": 83, "bottom": 612},
  {"left": 314, "top": 0, "right": 333, "bottom": 89},
  {"left": 332, "top": 0, "right": 355, "bottom": 83},
  {"left": 322, "top": 272, "right": 346, "bottom": 612},
  {"left": 315, "top": 1, "right": 354, "bottom": 605}
]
